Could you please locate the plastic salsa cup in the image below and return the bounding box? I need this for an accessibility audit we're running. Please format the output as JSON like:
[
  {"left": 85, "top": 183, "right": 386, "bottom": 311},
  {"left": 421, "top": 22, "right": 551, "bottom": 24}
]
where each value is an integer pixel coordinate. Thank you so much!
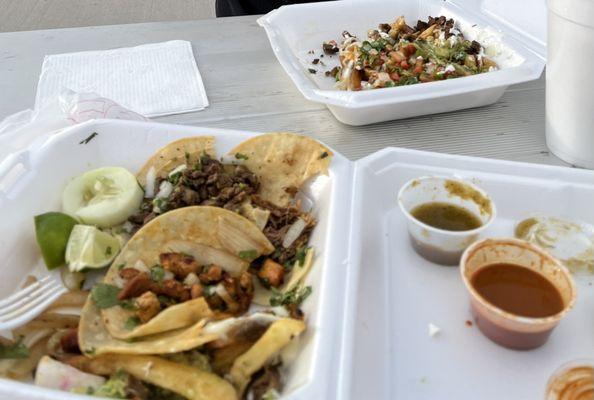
[
  {"left": 545, "top": 359, "right": 594, "bottom": 400},
  {"left": 460, "top": 238, "right": 577, "bottom": 350},
  {"left": 398, "top": 176, "right": 496, "bottom": 265}
]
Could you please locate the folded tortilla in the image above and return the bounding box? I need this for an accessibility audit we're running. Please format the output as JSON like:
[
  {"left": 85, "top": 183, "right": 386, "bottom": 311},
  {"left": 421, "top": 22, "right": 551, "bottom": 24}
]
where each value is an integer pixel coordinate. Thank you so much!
[
  {"left": 137, "top": 136, "right": 215, "bottom": 185},
  {"left": 228, "top": 132, "right": 333, "bottom": 207},
  {"left": 79, "top": 297, "right": 220, "bottom": 356},
  {"left": 82, "top": 206, "right": 274, "bottom": 340},
  {"left": 77, "top": 354, "right": 238, "bottom": 400}
]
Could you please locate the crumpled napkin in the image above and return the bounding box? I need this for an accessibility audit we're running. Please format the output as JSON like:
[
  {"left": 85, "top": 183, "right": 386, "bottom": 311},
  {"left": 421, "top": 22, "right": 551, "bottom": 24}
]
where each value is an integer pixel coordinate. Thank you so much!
[{"left": 35, "top": 40, "right": 209, "bottom": 117}]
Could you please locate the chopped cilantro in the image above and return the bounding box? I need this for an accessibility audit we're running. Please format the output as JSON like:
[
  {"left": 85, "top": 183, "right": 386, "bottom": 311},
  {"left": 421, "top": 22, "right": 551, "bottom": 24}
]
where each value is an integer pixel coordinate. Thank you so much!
[
  {"left": 168, "top": 171, "right": 183, "bottom": 185},
  {"left": 235, "top": 153, "right": 249, "bottom": 160},
  {"left": 0, "top": 340, "right": 28, "bottom": 359},
  {"left": 158, "top": 295, "right": 177, "bottom": 306},
  {"left": 116, "top": 263, "right": 125, "bottom": 270},
  {"left": 153, "top": 197, "right": 169, "bottom": 213},
  {"left": 320, "top": 151, "right": 329, "bottom": 159},
  {"left": 79, "top": 132, "right": 98, "bottom": 145},
  {"left": 120, "top": 299, "right": 138, "bottom": 311},
  {"left": 91, "top": 283, "right": 121, "bottom": 309},
  {"left": 295, "top": 246, "right": 310, "bottom": 266},
  {"left": 150, "top": 265, "right": 165, "bottom": 282},
  {"left": 308, "top": 68, "right": 317, "bottom": 74},
  {"left": 203, "top": 285, "right": 216, "bottom": 298},
  {"left": 124, "top": 316, "right": 141, "bottom": 330},
  {"left": 238, "top": 249, "right": 258, "bottom": 261},
  {"left": 269, "top": 285, "right": 312, "bottom": 307},
  {"left": 184, "top": 152, "right": 191, "bottom": 163},
  {"left": 105, "top": 246, "right": 112, "bottom": 256}
]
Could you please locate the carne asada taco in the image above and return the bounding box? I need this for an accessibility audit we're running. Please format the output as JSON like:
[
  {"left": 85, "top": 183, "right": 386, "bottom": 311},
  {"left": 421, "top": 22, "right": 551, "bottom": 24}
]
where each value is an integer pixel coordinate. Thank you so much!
[
  {"left": 228, "top": 132, "right": 333, "bottom": 207},
  {"left": 137, "top": 136, "right": 215, "bottom": 187},
  {"left": 85, "top": 206, "right": 274, "bottom": 340}
]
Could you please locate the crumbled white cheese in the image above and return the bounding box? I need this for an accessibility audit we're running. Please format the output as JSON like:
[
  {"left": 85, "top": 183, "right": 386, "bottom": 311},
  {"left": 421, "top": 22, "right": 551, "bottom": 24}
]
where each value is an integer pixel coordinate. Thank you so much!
[
  {"left": 444, "top": 64, "right": 456, "bottom": 73},
  {"left": 457, "top": 22, "right": 525, "bottom": 68},
  {"left": 428, "top": 323, "right": 441, "bottom": 337}
]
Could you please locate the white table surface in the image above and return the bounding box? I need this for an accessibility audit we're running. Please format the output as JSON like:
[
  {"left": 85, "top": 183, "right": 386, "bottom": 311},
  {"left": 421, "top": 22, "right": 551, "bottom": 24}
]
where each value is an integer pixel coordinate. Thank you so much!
[{"left": 0, "top": 16, "right": 568, "bottom": 166}]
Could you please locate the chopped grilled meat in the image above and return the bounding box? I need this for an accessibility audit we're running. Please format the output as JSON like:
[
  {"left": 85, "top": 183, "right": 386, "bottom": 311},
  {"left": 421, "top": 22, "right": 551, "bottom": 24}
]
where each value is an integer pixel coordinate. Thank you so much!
[
  {"left": 245, "top": 365, "right": 283, "bottom": 400},
  {"left": 119, "top": 268, "right": 141, "bottom": 280},
  {"left": 468, "top": 40, "right": 482, "bottom": 55},
  {"left": 128, "top": 155, "right": 260, "bottom": 231},
  {"left": 205, "top": 272, "right": 254, "bottom": 315},
  {"left": 156, "top": 279, "right": 190, "bottom": 302},
  {"left": 322, "top": 40, "right": 339, "bottom": 54},
  {"left": 126, "top": 375, "right": 150, "bottom": 400},
  {"left": 135, "top": 291, "right": 161, "bottom": 323},
  {"left": 118, "top": 272, "right": 154, "bottom": 300},
  {"left": 251, "top": 195, "right": 315, "bottom": 265},
  {"left": 190, "top": 283, "right": 203, "bottom": 299},
  {"left": 160, "top": 252, "right": 200, "bottom": 279},
  {"left": 222, "top": 272, "right": 254, "bottom": 314},
  {"left": 379, "top": 23, "right": 391, "bottom": 33},
  {"left": 59, "top": 329, "right": 81, "bottom": 354},
  {"left": 286, "top": 303, "right": 305, "bottom": 320},
  {"left": 199, "top": 265, "right": 223, "bottom": 284},
  {"left": 258, "top": 259, "right": 285, "bottom": 288}
]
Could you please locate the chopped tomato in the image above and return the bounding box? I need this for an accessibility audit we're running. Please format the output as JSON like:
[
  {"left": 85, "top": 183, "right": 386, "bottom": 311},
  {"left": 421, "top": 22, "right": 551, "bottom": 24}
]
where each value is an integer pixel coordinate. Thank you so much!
[
  {"left": 389, "top": 72, "right": 400, "bottom": 81},
  {"left": 400, "top": 60, "right": 410, "bottom": 69},
  {"left": 412, "top": 58, "right": 424, "bottom": 75},
  {"left": 403, "top": 43, "right": 416, "bottom": 57}
]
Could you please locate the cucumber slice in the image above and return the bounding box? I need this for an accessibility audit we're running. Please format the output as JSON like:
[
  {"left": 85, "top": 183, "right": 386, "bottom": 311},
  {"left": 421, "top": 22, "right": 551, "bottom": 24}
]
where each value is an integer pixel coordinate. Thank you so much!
[{"left": 62, "top": 167, "right": 143, "bottom": 228}]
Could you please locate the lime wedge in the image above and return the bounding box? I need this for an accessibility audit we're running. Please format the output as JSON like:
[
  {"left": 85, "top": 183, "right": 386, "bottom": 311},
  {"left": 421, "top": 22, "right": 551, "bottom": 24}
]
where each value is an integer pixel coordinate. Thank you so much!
[
  {"left": 34, "top": 212, "right": 78, "bottom": 270},
  {"left": 65, "top": 225, "right": 121, "bottom": 272}
]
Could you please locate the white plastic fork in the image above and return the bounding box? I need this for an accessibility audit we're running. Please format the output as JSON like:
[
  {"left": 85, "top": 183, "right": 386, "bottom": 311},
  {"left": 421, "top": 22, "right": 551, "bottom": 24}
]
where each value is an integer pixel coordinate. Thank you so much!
[{"left": 0, "top": 272, "right": 66, "bottom": 331}]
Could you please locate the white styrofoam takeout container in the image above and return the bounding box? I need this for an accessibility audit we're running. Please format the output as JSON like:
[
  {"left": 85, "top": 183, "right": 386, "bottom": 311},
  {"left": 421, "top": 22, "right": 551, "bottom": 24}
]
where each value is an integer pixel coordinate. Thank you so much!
[
  {"left": 0, "top": 119, "right": 354, "bottom": 400},
  {"left": 2, "top": 119, "right": 594, "bottom": 400},
  {"left": 257, "top": 0, "right": 546, "bottom": 125},
  {"left": 342, "top": 148, "right": 594, "bottom": 399}
]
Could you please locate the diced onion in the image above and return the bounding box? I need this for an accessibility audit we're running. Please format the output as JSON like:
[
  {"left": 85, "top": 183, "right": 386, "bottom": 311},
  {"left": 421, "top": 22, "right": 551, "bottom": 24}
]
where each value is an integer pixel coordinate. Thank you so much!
[
  {"left": 133, "top": 260, "right": 150, "bottom": 273},
  {"left": 144, "top": 167, "right": 156, "bottom": 198},
  {"left": 168, "top": 164, "right": 187, "bottom": 177},
  {"left": 282, "top": 218, "right": 307, "bottom": 248},
  {"left": 155, "top": 181, "right": 173, "bottom": 199},
  {"left": 183, "top": 272, "right": 199, "bottom": 286}
]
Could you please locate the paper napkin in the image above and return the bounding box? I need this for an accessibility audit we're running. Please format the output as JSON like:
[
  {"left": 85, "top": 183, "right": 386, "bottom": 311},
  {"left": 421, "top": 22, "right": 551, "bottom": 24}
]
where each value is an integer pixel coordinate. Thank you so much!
[{"left": 35, "top": 40, "right": 209, "bottom": 117}]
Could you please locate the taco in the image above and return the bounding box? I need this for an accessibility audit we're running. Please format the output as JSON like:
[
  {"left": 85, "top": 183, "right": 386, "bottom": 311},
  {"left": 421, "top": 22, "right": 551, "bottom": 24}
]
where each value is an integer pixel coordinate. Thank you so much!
[
  {"left": 127, "top": 132, "right": 331, "bottom": 313},
  {"left": 227, "top": 132, "right": 333, "bottom": 207},
  {"left": 45, "top": 354, "right": 237, "bottom": 400},
  {"left": 136, "top": 136, "right": 215, "bottom": 187},
  {"left": 82, "top": 206, "right": 274, "bottom": 340}
]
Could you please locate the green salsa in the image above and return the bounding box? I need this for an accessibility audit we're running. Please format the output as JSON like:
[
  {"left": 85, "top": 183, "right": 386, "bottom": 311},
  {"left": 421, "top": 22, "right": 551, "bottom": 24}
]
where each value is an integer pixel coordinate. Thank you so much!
[{"left": 411, "top": 202, "right": 482, "bottom": 231}]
